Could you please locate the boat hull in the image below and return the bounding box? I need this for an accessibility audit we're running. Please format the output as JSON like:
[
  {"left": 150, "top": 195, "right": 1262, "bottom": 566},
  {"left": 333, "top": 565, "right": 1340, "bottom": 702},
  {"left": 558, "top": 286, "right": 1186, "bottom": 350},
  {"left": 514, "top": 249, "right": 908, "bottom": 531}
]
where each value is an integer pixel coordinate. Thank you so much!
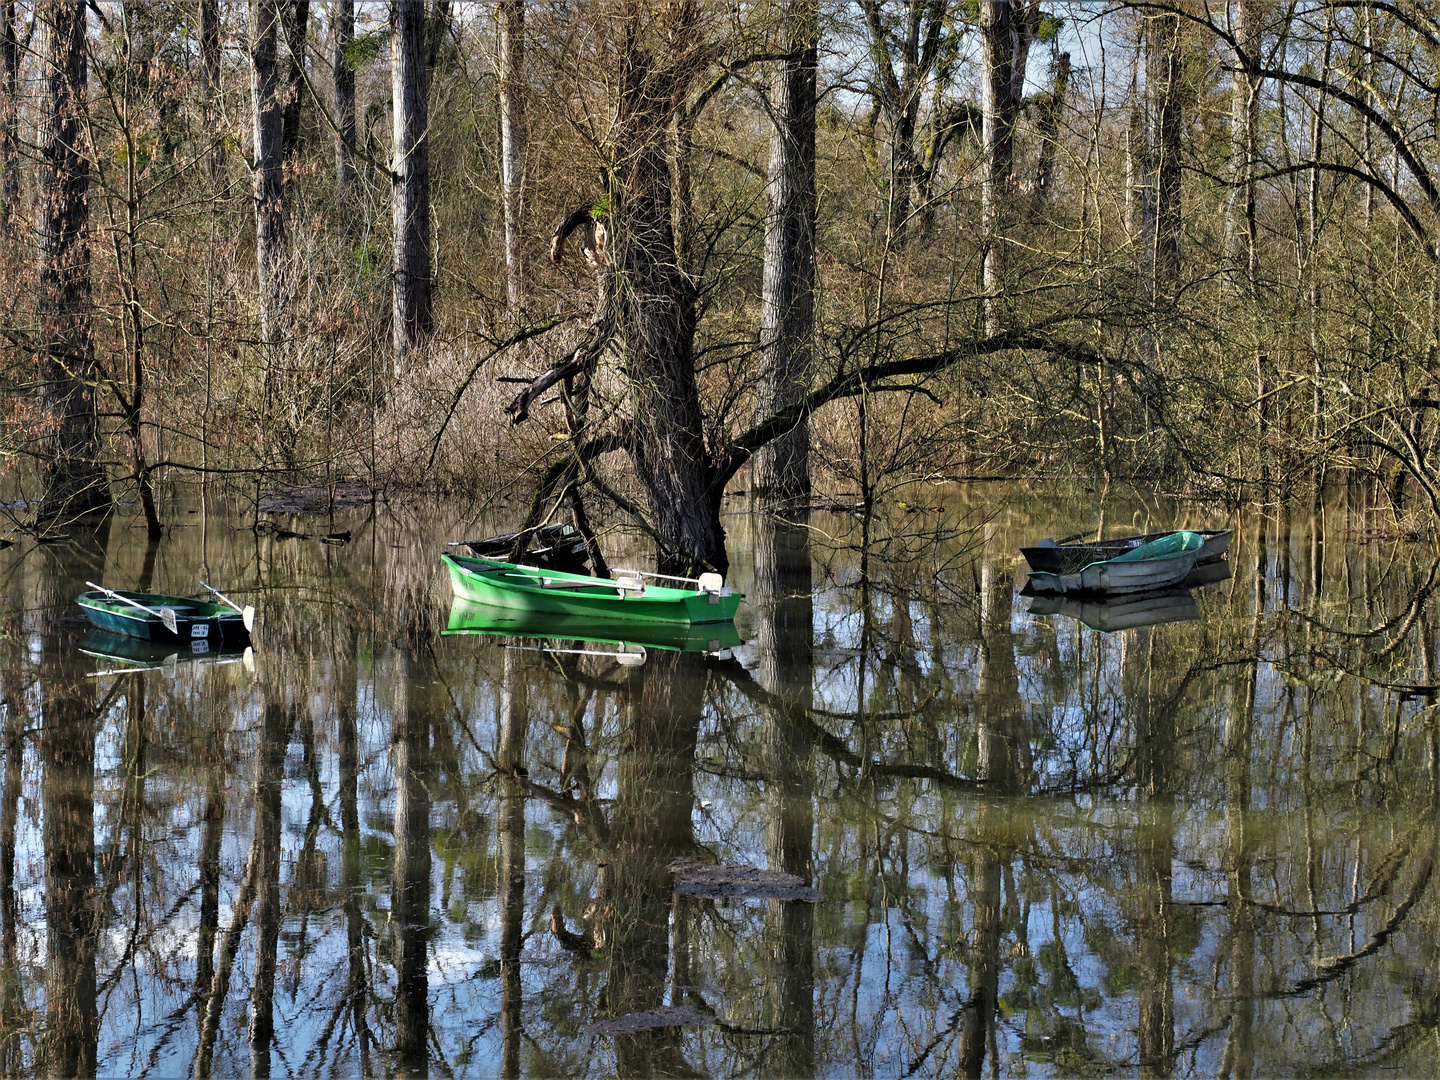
[
  {"left": 445, "top": 598, "right": 743, "bottom": 651},
  {"left": 76, "top": 591, "right": 251, "bottom": 645},
  {"left": 1025, "top": 531, "right": 1205, "bottom": 596},
  {"left": 443, "top": 554, "right": 742, "bottom": 624},
  {"left": 1022, "top": 528, "right": 1231, "bottom": 575}
]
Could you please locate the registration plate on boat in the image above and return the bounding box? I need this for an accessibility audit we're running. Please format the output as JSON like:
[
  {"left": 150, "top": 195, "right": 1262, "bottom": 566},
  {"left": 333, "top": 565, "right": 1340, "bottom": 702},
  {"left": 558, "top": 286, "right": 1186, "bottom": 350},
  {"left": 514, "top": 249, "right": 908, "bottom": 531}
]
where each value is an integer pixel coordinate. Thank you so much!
[{"left": 191, "top": 622, "right": 209, "bottom": 639}]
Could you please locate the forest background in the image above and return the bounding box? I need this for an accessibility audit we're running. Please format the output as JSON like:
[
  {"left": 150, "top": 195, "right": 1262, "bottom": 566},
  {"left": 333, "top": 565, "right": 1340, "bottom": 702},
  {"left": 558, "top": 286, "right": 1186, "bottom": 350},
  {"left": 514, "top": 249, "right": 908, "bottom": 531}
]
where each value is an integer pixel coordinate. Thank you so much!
[{"left": 0, "top": 0, "right": 1437, "bottom": 572}]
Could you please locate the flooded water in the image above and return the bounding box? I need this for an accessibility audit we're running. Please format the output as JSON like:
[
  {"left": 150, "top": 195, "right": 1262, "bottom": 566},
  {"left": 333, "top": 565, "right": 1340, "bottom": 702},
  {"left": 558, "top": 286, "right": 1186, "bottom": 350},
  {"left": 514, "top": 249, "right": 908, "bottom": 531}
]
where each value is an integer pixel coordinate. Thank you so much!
[{"left": 0, "top": 485, "right": 1436, "bottom": 1078}]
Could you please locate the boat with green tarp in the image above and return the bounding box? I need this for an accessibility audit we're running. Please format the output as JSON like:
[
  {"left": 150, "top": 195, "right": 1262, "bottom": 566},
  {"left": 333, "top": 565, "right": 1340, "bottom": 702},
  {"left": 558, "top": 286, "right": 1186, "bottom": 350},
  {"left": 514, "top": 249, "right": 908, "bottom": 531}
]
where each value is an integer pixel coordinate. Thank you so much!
[
  {"left": 1025, "top": 530, "right": 1205, "bottom": 596},
  {"left": 76, "top": 588, "right": 252, "bottom": 644},
  {"left": 441, "top": 553, "right": 743, "bottom": 624}
]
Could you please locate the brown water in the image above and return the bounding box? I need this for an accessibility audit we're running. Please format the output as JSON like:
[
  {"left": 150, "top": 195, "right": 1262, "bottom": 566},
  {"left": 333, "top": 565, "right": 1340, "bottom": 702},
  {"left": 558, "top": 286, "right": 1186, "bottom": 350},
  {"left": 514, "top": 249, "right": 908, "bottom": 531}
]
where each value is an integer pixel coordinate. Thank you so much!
[{"left": 0, "top": 485, "right": 1435, "bottom": 1078}]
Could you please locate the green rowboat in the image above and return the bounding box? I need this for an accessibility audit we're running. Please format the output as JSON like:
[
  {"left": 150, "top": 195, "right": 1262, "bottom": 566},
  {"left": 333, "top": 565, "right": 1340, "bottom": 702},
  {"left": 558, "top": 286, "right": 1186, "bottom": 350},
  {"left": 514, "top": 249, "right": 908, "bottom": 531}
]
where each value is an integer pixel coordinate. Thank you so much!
[
  {"left": 441, "top": 553, "right": 743, "bottom": 625},
  {"left": 76, "top": 589, "right": 252, "bottom": 644}
]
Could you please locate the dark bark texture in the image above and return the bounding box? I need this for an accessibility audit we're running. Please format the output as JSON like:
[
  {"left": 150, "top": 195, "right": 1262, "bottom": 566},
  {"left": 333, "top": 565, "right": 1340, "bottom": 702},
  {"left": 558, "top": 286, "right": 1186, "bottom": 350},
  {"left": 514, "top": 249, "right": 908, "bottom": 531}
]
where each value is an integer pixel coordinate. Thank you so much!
[
  {"left": 392, "top": 0, "right": 433, "bottom": 375},
  {"left": 980, "top": 0, "right": 1037, "bottom": 335},
  {"left": 615, "top": 1, "right": 726, "bottom": 574},
  {"left": 37, "top": 0, "right": 107, "bottom": 521},
  {"left": 280, "top": 0, "right": 309, "bottom": 157},
  {"left": 251, "top": 0, "right": 288, "bottom": 351},
  {"left": 1, "top": 0, "right": 19, "bottom": 231},
  {"left": 753, "top": 0, "right": 818, "bottom": 501},
  {"left": 498, "top": 0, "right": 526, "bottom": 312},
  {"left": 200, "top": 0, "right": 224, "bottom": 182},
  {"left": 1143, "top": 8, "right": 1184, "bottom": 299},
  {"left": 334, "top": 0, "right": 355, "bottom": 193}
]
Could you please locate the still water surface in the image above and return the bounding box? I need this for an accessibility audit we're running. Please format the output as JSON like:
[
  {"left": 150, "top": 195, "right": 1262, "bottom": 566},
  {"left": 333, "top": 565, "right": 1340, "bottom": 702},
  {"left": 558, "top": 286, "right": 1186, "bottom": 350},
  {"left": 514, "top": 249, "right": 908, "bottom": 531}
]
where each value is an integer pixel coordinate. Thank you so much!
[{"left": 0, "top": 486, "right": 1436, "bottom": 1077}]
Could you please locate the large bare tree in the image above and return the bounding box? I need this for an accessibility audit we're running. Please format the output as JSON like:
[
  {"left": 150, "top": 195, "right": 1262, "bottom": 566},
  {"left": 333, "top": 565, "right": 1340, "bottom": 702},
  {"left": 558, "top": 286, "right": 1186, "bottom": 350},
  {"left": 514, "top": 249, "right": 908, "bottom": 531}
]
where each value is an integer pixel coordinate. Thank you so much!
[
  {"left": 0, "top": 0, "right": 19, "bottom": 231},
  {"left": 979, "top": 0, "right": 1038, "bottom": 335},
  {"left": 251, "top": 0, "right": 288, "bottom": 356},
  {"left": 754, "top": 0, "right": 818, "bottom": 501},
  {"left": 391, "top": 0, "right": 433, "bottom": 375},
  {"left": 497, "top": 0, "right": 526, "bottom": 313},
  {"left": 333, "top": 0, "right": 355, "bottom": 194},
  {"left": 37, "top": 0, "right": 107, "bottom": 520}
]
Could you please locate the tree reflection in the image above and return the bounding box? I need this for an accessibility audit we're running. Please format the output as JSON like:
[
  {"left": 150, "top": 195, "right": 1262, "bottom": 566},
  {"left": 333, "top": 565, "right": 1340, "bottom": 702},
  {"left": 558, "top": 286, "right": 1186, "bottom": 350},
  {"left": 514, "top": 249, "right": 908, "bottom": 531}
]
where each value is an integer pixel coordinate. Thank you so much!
[
  {"left": 393, "top": 634, "right": 435, "bottom": 1078},
  {"left": 755, "top": 511, "right": 816, "bottom": 1079},
  {"left": 38, "top": 527, "right": 108, "bottom": 1078}
]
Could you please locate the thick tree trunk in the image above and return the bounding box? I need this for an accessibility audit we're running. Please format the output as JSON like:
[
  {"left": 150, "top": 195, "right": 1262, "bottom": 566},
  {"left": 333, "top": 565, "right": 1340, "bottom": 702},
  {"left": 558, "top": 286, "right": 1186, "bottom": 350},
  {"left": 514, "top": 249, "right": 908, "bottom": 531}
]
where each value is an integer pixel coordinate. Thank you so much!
[
  {"left": 753, "top": 0, "right": 817, "bottom": 502},
  {"left": 280, "top": 0, "right": 309, "bottom": 157},
  {"left": 0, "top": 0, "right": 19, "bottom": 232},
  {"left": 37, "top": 0, "right": 108, "bottom": 522},
  {"left": 391, "top": 0, "right": 433, "bottom": 376},
  {"left": 497, "top": 0, "right": 526, "bottom": 313},
  {"left": 251, "top": 0, "right": 288, "bottom": 353},
  {"left": 333, "top": 0, "right": 355, "bottom": 194},
  {"left": 979, "top": 0, "right": 1035, "bottom": 335},
  {"left": 199, "top": 0, "right": 224, "bottom": 183},
  {"left": 1143, "top": 9, "right": 1183, "bottom": 302},
  {"left": 614, "top": 2, "right": 726, "bottom": 574}
]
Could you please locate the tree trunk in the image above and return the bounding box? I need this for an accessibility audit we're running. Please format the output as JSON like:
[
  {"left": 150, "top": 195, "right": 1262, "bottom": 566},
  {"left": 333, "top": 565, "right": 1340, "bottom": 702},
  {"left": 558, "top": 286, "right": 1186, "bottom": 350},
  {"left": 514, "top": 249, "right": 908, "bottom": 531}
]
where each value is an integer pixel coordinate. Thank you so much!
[
  {"left": 0, "top": 0, "right": 19, "bottom": 232},
  {"left": 1143, "top": 8, "right": 1183, "bottom": 302},
  {"left": 37, "top": 0, "right": 108, "bottom": 522},
  {"left": 856, "top": 0, "right": 950, "bottom": 245},
  {"left": 614, "top": 1, "right": 726, "bottom": 574},
  {"left": 1224, "top": 0, "right": 1258, "bottom": 281},
  {"left": 1033, "top": 52, "right": 1070, "bottom": 199},
  {"left": 280, "top": 0, "right": 308, "bottom": 157},
  {"left": 753, "top": 0, "right": 817, "bottom": 502},
  {"left": 250, "top": 0, "right": 288, "bottom": 354},
  {"left": 333, "top": 0, "right": 355, "bottom": 195},
  {"left": 391, "top": 0, "right": 433, "bottom": 376},
  {"left": 979, "top": 0, "right": 1035, "bottom": 336},
  {"left": 199, "top": 0, "right": 223, "bottom": 182},
  {"left": 497, "top": 0, "right": 526, "bottom": 313}
]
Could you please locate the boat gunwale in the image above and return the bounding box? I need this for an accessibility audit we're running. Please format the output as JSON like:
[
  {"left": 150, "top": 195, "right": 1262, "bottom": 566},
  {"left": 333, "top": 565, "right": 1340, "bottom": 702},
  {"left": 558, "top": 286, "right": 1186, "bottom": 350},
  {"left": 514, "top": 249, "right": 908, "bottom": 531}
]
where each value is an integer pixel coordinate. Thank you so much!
[
  {"left": 444, "top": 554, "right": 724, "bottom": 603},
  {"left": 76, "top": 590, "right": 241, "bottom": 621}
]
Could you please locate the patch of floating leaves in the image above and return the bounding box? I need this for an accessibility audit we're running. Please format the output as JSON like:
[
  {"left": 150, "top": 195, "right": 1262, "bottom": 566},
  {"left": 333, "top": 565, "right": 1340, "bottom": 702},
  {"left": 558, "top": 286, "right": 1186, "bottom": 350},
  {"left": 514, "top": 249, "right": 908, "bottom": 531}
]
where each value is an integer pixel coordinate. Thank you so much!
[
  {"left": 669, "top": 859, "right": 823, "bottom": 902},
  {"left": 590, "top": 1006, "right": 713, "bottom": 1034}
]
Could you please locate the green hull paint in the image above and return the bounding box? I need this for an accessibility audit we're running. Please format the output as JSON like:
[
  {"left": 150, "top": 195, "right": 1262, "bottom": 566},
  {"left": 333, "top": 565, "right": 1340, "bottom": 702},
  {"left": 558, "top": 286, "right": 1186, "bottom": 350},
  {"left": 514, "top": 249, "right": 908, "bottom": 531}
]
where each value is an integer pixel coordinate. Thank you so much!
[
  {"left": 442, "top": 554, "right": 742, "bottom": 625},
  {"left": 444, "top": 597, "right": 743, "bottom": 651},
  {"left": 76, "top": 590, "right": 252, "bottom": 645}
]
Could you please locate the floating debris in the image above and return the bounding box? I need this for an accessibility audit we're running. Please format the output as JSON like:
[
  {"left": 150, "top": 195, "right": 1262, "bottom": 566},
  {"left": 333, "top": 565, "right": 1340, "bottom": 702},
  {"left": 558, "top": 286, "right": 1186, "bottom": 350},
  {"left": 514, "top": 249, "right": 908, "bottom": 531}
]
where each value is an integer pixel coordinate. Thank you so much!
[
  {"left": 670, "top": 859, "right": 822, "bottom": 903},
  {"left": 590, "top": 1006, "right": 713, "bottom": 1034}
]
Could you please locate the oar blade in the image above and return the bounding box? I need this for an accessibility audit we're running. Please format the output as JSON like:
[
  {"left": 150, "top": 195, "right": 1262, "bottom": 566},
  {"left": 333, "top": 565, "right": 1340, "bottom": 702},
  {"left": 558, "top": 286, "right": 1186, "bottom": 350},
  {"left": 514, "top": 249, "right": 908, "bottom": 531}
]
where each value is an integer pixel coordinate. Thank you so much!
[
  {"left": 242, "top": 605, "right": 255, "bottom": 633},
  {"left": 159, "top": 607, "right": 179, "bottom": 636}
]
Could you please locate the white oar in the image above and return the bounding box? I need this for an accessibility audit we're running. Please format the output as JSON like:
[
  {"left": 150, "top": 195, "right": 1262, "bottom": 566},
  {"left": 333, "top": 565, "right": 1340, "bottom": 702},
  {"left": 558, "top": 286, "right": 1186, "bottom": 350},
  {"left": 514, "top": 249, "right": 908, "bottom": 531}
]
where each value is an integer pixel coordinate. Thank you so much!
[
  {"left": 200, "top": 581, "right": 255, "bottom": 632},
  {"left": 86, "top": 581, "right": 179, "bottom": 635}
]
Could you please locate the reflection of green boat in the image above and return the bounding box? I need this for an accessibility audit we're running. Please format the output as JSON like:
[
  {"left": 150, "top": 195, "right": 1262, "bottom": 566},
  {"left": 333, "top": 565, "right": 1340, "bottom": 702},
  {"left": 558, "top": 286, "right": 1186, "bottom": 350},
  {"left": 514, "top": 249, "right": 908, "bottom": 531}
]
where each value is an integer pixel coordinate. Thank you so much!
[
  {"left": 443, "top": 598, "right": 742, "bottom": 654},
  {"left": 78, "top": 630, "right": 254, "bottom": 675},
  {"left": 442, "top": 553, "right": 743, "bottom": 624}
]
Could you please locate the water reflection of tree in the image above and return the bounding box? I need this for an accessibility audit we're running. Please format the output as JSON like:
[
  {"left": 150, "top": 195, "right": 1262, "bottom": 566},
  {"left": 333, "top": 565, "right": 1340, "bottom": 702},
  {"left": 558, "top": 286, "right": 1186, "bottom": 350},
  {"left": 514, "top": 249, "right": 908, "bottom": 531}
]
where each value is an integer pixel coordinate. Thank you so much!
[{"left": 3, "top": 495, "right": 1438, "bottom": 1076}]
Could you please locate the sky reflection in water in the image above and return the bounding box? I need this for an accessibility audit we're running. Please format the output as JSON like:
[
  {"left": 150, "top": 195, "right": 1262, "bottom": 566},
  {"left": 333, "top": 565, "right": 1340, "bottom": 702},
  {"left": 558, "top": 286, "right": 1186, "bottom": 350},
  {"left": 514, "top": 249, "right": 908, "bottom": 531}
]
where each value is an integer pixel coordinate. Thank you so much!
[{"left": 0, "top": 487, "right": 1435, "bottom": 1078}]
